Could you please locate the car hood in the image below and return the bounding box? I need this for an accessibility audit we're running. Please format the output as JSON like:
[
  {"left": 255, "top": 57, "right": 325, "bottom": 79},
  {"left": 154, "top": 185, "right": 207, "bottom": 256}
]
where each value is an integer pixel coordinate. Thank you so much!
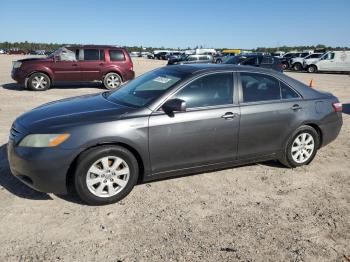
[
  {"left": 16, "top": 93, "right": 139, "bottom": 132},
  {"left": 18, "top": 57, "right": 52, "bottom": 63}
]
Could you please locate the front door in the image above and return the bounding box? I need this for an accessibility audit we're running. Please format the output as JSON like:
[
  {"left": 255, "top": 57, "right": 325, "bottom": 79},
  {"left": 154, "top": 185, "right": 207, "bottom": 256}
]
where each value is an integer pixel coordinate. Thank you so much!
[
  {"left": 50, "top": 48, "right": 81, "bottom": 81},
  {"left": 237, "top": 72, "right": 303, "bottom": 159},
  {"left": 149, "top": 72, "right": 240, "bottom": 174}
]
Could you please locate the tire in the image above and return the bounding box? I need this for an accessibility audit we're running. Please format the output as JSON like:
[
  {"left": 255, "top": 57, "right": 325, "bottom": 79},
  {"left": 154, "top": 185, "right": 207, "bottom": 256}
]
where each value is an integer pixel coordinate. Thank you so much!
[
  {"left": 282, "top": 62, "right": 289, "bottom": 70},
  {"left": 293, "top": 63, "right": 302, "bottom": 71},
  {"left": 279, "top": 125, "right": 320, "bottom": 168},
  {"left": 74, "top": 145, "right": 139, "bottom": 205},
  {"left": 103, "top": 72, "right": 122, "bottom": 90},
  {"left": 216, "top": 59, "right": 222, "bottom": 64},
  {"left": 27, "top": 72, "right": 50, "bottom": 91},
  {"left": 307, "top": 65, "right": 317, "bottom": 73}
]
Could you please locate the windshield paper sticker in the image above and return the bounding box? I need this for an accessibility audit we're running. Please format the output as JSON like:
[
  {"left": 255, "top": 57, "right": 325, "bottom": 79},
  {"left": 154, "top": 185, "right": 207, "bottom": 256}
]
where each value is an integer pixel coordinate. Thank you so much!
[{"left": 153, "top": 76, "right": 172, "bottom": 84}]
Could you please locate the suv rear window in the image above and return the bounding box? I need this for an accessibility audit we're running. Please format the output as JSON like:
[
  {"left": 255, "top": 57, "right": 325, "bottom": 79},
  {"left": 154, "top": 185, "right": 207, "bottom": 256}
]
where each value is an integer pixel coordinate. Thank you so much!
[{"left": 109, "top": 50, "right": 125, "bottom": 61}]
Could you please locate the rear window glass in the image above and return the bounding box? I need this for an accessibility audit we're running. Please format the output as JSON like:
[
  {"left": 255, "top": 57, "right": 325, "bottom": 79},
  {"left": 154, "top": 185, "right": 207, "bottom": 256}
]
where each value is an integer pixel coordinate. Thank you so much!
[
  {"left": 281, "top": 82, "right": 300, "bottom": 99},
  {"left": 109, "top": 50, "right": 125, "bottom": 61},
  {"left": 84, "top": 49, "right": 101, "bottom": 60}
]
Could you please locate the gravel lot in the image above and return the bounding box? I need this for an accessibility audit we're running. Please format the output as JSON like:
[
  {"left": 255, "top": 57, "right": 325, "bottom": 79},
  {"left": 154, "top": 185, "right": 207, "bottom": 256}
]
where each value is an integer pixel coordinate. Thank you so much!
[{"left": 0, "top": 55, "right": 349, "bottom": 262}]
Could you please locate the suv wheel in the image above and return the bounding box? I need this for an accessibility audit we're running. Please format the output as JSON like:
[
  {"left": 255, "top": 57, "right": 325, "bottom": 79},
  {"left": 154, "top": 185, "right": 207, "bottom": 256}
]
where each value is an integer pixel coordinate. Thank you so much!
[
  {"left": 293, "top": 63, "right": 302, "bottom": 71},
  {"left": 307, "top": 65, "right": 317, "bottom": 73},
  {"left": 280, "top": 125, "right": 319, "bottom": 168},
  {"left": 74, "top": 145, "right": 139, "bottom": 205},
  {"left": 103, "top": 73, "right": 122, "bottom": 90},
  {"left": 27, "top": 73, "right": 50, "bottom": 91}
]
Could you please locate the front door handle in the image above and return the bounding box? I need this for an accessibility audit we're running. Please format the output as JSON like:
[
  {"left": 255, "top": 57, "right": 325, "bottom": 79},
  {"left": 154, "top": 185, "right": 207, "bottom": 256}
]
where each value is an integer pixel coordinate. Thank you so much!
[
  {"left": 221, "top": 112, "right": 237, "bottom": 119},
  {"left": 291, "top": 104, "right": 302, "bottom": 111}
]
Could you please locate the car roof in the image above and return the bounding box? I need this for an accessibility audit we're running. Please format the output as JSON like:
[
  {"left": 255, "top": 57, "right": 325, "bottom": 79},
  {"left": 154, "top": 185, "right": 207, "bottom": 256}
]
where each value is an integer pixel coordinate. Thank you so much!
[
  {"left": 65, "top": 45, "right": 124, "bottom": 49},
  {"left": 167, "top": 64, "right": 273, "bottom": 75}
]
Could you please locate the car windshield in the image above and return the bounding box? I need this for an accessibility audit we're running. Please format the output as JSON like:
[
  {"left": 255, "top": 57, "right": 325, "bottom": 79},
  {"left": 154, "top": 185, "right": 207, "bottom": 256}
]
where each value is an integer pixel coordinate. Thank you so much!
[{"left": 105, "top": 68, "right": 188, "bottom": 108}]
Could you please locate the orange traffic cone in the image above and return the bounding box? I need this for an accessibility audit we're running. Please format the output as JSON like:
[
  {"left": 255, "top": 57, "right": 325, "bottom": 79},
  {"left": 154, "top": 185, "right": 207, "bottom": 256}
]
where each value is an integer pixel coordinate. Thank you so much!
[{"left": 309, "top": 79, "right": 314, "bottom": 87}]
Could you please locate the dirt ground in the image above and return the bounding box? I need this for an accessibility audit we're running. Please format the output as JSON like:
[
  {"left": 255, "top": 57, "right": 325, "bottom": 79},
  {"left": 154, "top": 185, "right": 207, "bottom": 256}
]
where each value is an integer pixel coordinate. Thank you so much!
[{"left": 0, "top": 55, "right": 349, "bottom": 262}]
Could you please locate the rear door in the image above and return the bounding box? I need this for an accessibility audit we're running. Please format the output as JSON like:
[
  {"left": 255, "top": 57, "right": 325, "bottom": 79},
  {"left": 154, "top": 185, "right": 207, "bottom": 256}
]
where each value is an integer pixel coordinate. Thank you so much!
[
  {"left": 79, "top": 48, "right": 105, "bottom": 81},
  {"left": 237, "top": 72, "right": 303, "bottom": 159},
  {"left": 148, "top": 72, "right": 240, "bottom": 174}
]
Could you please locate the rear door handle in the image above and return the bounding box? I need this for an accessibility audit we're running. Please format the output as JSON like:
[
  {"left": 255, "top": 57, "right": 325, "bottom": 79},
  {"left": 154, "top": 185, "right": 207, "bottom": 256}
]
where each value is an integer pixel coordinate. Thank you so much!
[
  {"left": 291, "top": 104, "right": 302, "bottom": 111},
  {"left": 221, "top": 112, "right": 238, "bottom": 119}
]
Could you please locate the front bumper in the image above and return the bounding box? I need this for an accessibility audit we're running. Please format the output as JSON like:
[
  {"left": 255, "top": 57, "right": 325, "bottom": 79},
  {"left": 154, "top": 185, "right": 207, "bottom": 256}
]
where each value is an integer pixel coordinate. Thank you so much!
[
  {"left": 7, "top": 138, "right": 79, "bottom": 194},
  {"left": 11, "top": 68, "right": 27, "bottom": 84}
]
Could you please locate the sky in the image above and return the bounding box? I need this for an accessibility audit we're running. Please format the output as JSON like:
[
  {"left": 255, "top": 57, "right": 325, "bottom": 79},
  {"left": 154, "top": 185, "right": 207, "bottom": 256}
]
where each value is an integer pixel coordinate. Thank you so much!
[{"left": 1, "top": 0, "right": 350, "bottom": 49}]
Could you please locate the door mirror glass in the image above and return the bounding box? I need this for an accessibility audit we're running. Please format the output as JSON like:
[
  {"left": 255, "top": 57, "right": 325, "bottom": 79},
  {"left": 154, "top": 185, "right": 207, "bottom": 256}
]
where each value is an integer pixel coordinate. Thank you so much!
[{"left": 162, "top": 98, "right": 186, "bottom": 116}]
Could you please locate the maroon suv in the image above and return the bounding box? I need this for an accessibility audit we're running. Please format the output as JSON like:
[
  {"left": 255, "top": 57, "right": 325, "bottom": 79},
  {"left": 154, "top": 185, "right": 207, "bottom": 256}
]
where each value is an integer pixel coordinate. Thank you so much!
[{"left": 11, "top": 45, "right": 134, "bottom": 91}]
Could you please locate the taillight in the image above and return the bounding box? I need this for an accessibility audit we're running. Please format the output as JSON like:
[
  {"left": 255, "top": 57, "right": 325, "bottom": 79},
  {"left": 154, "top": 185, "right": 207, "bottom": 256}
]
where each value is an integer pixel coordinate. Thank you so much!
[
  {"left": 129, "top": 63, "right": 133, "bottom": 71},
  {"left": 332, "top": 102, "right": 342, "bottom": 112}
]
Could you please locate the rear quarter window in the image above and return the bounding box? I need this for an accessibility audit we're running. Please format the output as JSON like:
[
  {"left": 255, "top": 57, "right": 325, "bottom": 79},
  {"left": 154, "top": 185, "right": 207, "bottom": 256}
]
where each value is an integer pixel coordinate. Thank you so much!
[{"left": 109, "top": 50, "right": 125, "bottom": 61}]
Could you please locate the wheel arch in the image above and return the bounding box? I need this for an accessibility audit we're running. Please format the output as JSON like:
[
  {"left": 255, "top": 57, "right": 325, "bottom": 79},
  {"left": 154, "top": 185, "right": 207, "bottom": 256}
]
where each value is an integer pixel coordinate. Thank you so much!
[
  {"left": 26, "top": 70, "right": 53, "bottom": 83},
  {"left": 66, "top": 142, "right": 145, "bottom": 193},
  {"left": 303, "top": 123, "right": 323, "bottom": 148}
]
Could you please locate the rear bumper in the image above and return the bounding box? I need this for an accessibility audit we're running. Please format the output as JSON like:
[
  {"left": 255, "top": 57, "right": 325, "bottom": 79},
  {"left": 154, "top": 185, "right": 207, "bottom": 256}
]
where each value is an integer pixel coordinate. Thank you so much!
[
  {"left": 319, "top": 113, "right": 343, "bottom": 147},
  {"left": 7, "top": 141, "right": 79, "bottom": 194},
  {"left": 123, "top": 70, "right": 135, "bottom": 82}
]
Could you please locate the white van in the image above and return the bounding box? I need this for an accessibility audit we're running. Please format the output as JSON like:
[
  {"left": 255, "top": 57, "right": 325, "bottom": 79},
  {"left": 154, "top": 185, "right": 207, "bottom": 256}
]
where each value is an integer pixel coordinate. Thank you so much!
[{"left": 307, "top": 51, "right": 350, "bottom": 73}]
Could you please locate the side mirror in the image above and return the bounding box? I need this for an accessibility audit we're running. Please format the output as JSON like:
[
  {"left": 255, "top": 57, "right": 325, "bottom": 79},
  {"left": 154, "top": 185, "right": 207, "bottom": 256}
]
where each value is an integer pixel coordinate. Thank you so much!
[{"left": 162, "top": 98, "right": 186, "bottom": 116}]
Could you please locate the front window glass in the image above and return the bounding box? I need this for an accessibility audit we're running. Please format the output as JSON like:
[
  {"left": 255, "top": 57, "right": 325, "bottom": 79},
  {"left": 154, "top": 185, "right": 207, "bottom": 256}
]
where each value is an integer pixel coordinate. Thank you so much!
[
  {"left": 49, "top": 47, "right": 77, "bottom": 61},
  {"left": 106, "top": 68, "right": 188, "bottom": 108},
  {"left": 174, "top": 73, "right": 233, "bottom": 108}
]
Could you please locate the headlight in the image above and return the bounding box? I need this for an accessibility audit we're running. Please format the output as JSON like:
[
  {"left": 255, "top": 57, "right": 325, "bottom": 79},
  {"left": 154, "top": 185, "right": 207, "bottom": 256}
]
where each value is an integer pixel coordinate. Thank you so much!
[
  {"left": 13, "top": 61, "right": 22, "bottom": 69},
  {"left": 19, "top": 134, "right": 70, "bottom": 147}
]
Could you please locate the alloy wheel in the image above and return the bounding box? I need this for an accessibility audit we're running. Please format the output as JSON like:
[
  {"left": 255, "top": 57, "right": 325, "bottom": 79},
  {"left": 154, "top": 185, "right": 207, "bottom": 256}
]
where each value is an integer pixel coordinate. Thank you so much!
[
  {"left": 291, "top": 133, "right": 315, "bottom": 164},
  {"left": 31, "top": 76, "right": 48, "bottom": 89},
  {"left": 86, "top": 156, "right": 130, "bottom": 198},
  {"left": 106, "top": 74, "right": 121, "bottom": 89}
]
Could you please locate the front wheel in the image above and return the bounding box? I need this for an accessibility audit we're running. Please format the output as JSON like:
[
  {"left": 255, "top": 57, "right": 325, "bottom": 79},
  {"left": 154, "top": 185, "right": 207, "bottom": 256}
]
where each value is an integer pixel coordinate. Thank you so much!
[
  {"left": 27, "top": 73, "right": 51, "bottom": 91},
  {"left": 280, "top": 126, "right": 319, "bottom": 168},
  {"left": 74, "top": 145, "right": 139, "bottom": 205},
  {"left": 103, "top": 72, "right": 122, "bottom": 90},
  {"left": 307, "top": 65, "right": 317, "bottom": 73},
  {"left": 293, "top": 63, "right": 302, "bottom": 71}
]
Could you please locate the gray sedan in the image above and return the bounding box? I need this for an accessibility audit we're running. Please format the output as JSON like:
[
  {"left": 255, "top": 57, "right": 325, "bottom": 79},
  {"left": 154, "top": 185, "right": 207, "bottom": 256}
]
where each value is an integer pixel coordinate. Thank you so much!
[{"left": 8, "top": 65, "right": 343, "bottom": 205}]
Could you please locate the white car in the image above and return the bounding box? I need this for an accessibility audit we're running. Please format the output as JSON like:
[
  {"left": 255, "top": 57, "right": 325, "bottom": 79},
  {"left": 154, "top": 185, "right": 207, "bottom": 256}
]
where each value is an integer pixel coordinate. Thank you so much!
[
  {"left": 289, "top": 52, "right": 314, "bottom": 71},
  {"left": 302, "top": 53, "right": 324, "bottom": 70},
  {"left": 307, "top": 51, "right": 350, "bottom": 73}
]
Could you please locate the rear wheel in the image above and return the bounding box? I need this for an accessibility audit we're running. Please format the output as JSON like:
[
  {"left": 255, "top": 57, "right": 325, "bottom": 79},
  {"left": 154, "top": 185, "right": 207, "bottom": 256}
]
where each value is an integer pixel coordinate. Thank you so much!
[
  {"left": 307, "top": 65, "right": 317, "bottom": 73},
  {"left": 103, "top": 72, "right": 122, "bottom": 90},
  {"left": 27, "top": 73, "right": 50, "bottom": 91},
  {"left": 74, "top": 145, "right": 139, "bottom": 205},
  {"left": 280, "top": 125, "right": 319, "bottom": 168}
]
